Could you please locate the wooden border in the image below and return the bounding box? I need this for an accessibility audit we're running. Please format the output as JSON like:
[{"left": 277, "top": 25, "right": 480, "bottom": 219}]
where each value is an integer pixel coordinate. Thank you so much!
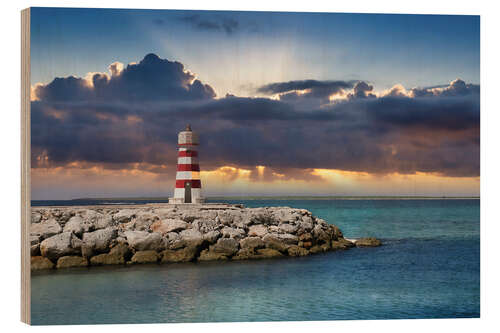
[{"left": 21, "top": 7, "right": 31, "bottom": 325}]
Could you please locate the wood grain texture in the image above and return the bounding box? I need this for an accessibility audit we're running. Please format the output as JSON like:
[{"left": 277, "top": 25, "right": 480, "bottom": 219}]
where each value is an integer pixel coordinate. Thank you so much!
[{"left": 21, "top": 7, "right": 31, "bottom": 325}]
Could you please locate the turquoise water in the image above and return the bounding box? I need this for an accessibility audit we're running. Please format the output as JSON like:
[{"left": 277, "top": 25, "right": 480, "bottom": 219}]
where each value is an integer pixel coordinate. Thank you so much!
[{"left": 31, "top": 199, "right": 480, "bottom": 324}]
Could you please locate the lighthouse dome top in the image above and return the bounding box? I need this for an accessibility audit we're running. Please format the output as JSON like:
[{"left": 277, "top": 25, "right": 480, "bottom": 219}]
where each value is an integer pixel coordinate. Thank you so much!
[{"left": 178, "top": 124, "right": 199, "bottom": 145}]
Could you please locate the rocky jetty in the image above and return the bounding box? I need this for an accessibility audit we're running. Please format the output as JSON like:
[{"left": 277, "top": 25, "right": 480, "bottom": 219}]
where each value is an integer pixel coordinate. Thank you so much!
[{"left": 30, "top": 204, "right": 381, "bottom": 270}]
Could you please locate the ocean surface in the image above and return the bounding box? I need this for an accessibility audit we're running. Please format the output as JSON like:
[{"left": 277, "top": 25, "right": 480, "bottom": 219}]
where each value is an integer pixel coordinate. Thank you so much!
[{"left": 31, "top": 199, "right": 480, "bottom": 325}]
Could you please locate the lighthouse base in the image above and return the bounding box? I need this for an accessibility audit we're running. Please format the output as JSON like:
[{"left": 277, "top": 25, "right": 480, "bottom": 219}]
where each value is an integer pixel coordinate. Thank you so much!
[{"left": 168, "top": 197, "right": 206, "bottom": 204}]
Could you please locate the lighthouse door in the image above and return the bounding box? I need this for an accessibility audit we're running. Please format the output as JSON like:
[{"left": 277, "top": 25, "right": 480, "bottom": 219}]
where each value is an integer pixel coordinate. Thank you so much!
[{"left": 184, "top": 182, "right": 192, "bottom": 203}]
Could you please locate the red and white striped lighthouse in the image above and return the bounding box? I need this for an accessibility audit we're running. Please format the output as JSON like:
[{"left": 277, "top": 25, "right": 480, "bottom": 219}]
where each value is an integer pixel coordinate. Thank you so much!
[{"left": 169, "top": 124, "right": 205, "bottom": 204}]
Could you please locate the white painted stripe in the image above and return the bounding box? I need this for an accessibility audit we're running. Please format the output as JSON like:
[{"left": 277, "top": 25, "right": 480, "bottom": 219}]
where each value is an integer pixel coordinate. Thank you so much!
[
  {"left": 175, "top": 171, "right": 201, "bottom": 180},
  {"left": 177, "top": 157, "right": 198, "bottom": 164}
]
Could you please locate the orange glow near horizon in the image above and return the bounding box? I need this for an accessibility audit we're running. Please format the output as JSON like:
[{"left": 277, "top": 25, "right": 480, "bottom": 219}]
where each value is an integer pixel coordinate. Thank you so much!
[{"left": 31, "top": 163, "right": 480, "bottom": 200}]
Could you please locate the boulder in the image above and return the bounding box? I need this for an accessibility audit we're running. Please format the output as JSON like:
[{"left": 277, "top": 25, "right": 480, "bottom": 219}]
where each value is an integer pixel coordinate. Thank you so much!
[
  {"left": 150, "top": 219, "right": 187, "bottom": 234},
  {"left": 81, "top": 227, "right": 118, "bottom": 257},
  {"left": 161, "top": 247, "right": 198, "bottom": 263},
  {"left": 133, "top": 211, "right": 159, "bottom": 231},
  {"left": 211, "top": 237, "right": 239, "bottom": 256},
  {"left": 113, "top": 209, "right": 136, "bottom": 223},
  {"left": 198, "top": 249, "right": 229, "bottom": 261},
  {"left": 31, "top": 256, "right": 54, "bottom": 270},
  {"left": 276, "top": 233, "right": 299, "bottom": 245},
  {"left": 40, "top": 232, "right": 80, "bottom": 261},
  {"left": 93, "top": 214, "right": 114, "bottom": 230},
  {"left": 56, "top": 256, "right": 88, "bottom": 268},
  {"left": 192, "top": 218, "right": 220, "bottom": 233},
  {"left": 240, "top": 237, "right": 265, "bottom": 250},
  {"left": 30, "top": 235, "right": 41, "bottom": 256},
  {"left": 178, "top": 229, "right": 204, "bottom": 248},
  {"left": 331, "top": 238, "right": 355, "bottom": 250},
  {"left": 298, "top": 233, "right": 312, "bottom": 242},
  {"left": 90, "top": 243, "right": 130, "bottom": 266},
  {"left": 256, "top": 248, "right": 284, "bottom": 258},
  {"left": 153, "top": 208, "right": 177, "bottom": 219},
  {"left": 31, "top": 243, "right": 40, "bottom": 256},
  {"left": 278, "top": 223, "right": 298, "bottom": 234},
  {"left": 130, "top": 250, "right": 159, "bottom": 264},
  {"left": 30, "top": 219, "right": 62, "bottom": 240},
  {"left": 309, "top": 245, "right": 325, "bottom": 254},
  {"left": 248, "top": 225, "right": 268, "bottom": 237},
  {"left": 262, "top": 234, "right": 291, "bottom": 253},
  {"left": 124, "top": 231, "right": 162, "bottom": 251},
  {"left": 163, "top": 232, "right": 182, "bottom": 249},
  {"left": 287, "top": 245, "right": 309, "bottom": 257},
  {"left": 312, "top": 225, "right": 332, "bottom": 244},
  {"left": 31, "top": 212, "right": 42, "bottom": 224},
  {"left": 63, "top": 216, "right": 92, "bottom": 236},
  {"left": 232, "top": 248, "right": 257, "bottom": 260},
  {"left": 202, "top": 230, "right": 221, "bottom": 244},
  {"left": 221, "top": 226, "right": 246, "bottom": 240},
  {"left": 355, "top": 237, "right": 382, "bottom": 247}
]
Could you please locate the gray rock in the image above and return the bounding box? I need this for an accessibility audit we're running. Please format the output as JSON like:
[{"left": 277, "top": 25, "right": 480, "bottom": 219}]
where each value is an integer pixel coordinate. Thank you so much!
[
  {"left": 278, "top": 223, "right": 298, "bottom": 234},
  {"left": 40, "top": 232, "right": 80, "bottom": 261},
  {"left": 31, "top": 212, "right": 42, "bottom": 224},
  {"left": 63, "top": 216, "right": 93, "bottom": 236},
  {"left": 240, "top": 237, "right": 265, "bottom": 250},
  {"left": 93, "top": 213, "right": 114, "bottom": 230},
  {"left": 275, "top": 233, "right": 299, "bottom": 245},
  {"left": 202, "top": 230, "right": 221, "bottom": 244},
  {"left": 248, "top": 224, "right": 268, "bottom": 237},
  {"left": 192, "top": 218, "right": 220, "bottom": 233},
  {"left": 151, "top": 219, "right": 187, "bottom": 234},
  {"left": 133, "top": 211, "right": 159, "bottom": 231},
  {"left": 113, "top": 209, "right": 136, "bottom": 223},
  {"left": 210, "top": 237, "right": 239, "bottom": 256},
  {"left": 262, "top": 234, "right": 291, "bottom": 253},
  {"left": 124, "top": 230, "right": 162, "bottom": 251},
  {"left": 179, "top": 229, "right": 204, "bottom": 248},
  {"left": 82, "top": 227, "right": 118, "bottom": 257},
  {"left": 222, "top": 226, "right": 246, "bottom": 240},
  {"left": 30, "top": 219, "right": 62, "bottom": 240}
]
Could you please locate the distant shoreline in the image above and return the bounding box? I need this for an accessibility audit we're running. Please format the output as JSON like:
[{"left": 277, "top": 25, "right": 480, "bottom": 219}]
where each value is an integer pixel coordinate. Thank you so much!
[{"left": 33, "top": 195, "right": 480, "bottom": 203}]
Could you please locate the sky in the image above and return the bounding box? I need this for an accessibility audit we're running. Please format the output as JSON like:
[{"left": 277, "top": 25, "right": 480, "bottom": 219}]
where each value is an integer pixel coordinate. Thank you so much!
[{"left": 29, "top": 7, "right": 480, "bottom": 199}]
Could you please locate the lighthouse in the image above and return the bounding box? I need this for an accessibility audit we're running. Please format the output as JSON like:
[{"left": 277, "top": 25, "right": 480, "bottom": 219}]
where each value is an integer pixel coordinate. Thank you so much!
[{"left": 169, "top": 124, "right": 205, "bottom": 204}]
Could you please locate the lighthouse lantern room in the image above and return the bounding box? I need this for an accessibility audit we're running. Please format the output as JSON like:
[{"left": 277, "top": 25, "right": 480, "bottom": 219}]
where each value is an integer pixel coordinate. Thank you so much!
[{"left": 169, "top": 124, "right": 205, "bottom": 204}]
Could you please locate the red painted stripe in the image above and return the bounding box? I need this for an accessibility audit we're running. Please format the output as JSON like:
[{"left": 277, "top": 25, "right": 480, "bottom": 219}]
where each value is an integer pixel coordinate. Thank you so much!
[
  {"left": 178, "top": 150, "right": 198, "bottom": 157},
  {"left": 177, "top": 164, "right": 200, "bottom": 171},
  {"left": 178, "top": 143, "right": 199, "bottom": 146},
  {"left": 176, "top": 180, "right": 201, "bottom": 188}
]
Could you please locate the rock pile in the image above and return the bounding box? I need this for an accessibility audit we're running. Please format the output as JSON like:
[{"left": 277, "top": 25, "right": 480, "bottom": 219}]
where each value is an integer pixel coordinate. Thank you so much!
[{"left": 30, "top": 204, "right": 381, "bottom": 270}]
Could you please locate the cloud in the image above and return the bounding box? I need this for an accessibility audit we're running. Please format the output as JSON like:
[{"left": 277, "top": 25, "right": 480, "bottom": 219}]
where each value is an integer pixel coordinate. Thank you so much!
[
  {"left": 257, "top": 79, "right": 355, "bottom": 100},
  {"left": 31, "top": 55, "right": 480, "bottom": 179},
  {"left": 179, "top": 14, "right": 239, "bottom": 35},
  {"left": 348, "top": 81, "right": 376, "bottom": 99},
  {"left": 33, "top": 53, "right": 216, "bottom": 102}
]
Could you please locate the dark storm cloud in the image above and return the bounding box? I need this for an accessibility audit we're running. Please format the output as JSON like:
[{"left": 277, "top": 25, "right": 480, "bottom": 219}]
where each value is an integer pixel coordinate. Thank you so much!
[
  {"left": 348, "top": 81, "right": 376, "bottom": 99},
  {"left": 179, "top": 14, "right": 239, "bottom": 35},
  {"left": 31, "top": 54, "right": 480, "bottom": 178},
  {"left": 257, "top": 80, "right": 355, "bottom": 99},
  {"left": 34, "top": 53, "right": 216, "bottom": 103}
]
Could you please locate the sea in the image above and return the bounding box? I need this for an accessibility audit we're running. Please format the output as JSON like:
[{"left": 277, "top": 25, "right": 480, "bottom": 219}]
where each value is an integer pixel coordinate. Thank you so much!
[{"left": 30, "top": 198, "right": 480, "bottom": 325}]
